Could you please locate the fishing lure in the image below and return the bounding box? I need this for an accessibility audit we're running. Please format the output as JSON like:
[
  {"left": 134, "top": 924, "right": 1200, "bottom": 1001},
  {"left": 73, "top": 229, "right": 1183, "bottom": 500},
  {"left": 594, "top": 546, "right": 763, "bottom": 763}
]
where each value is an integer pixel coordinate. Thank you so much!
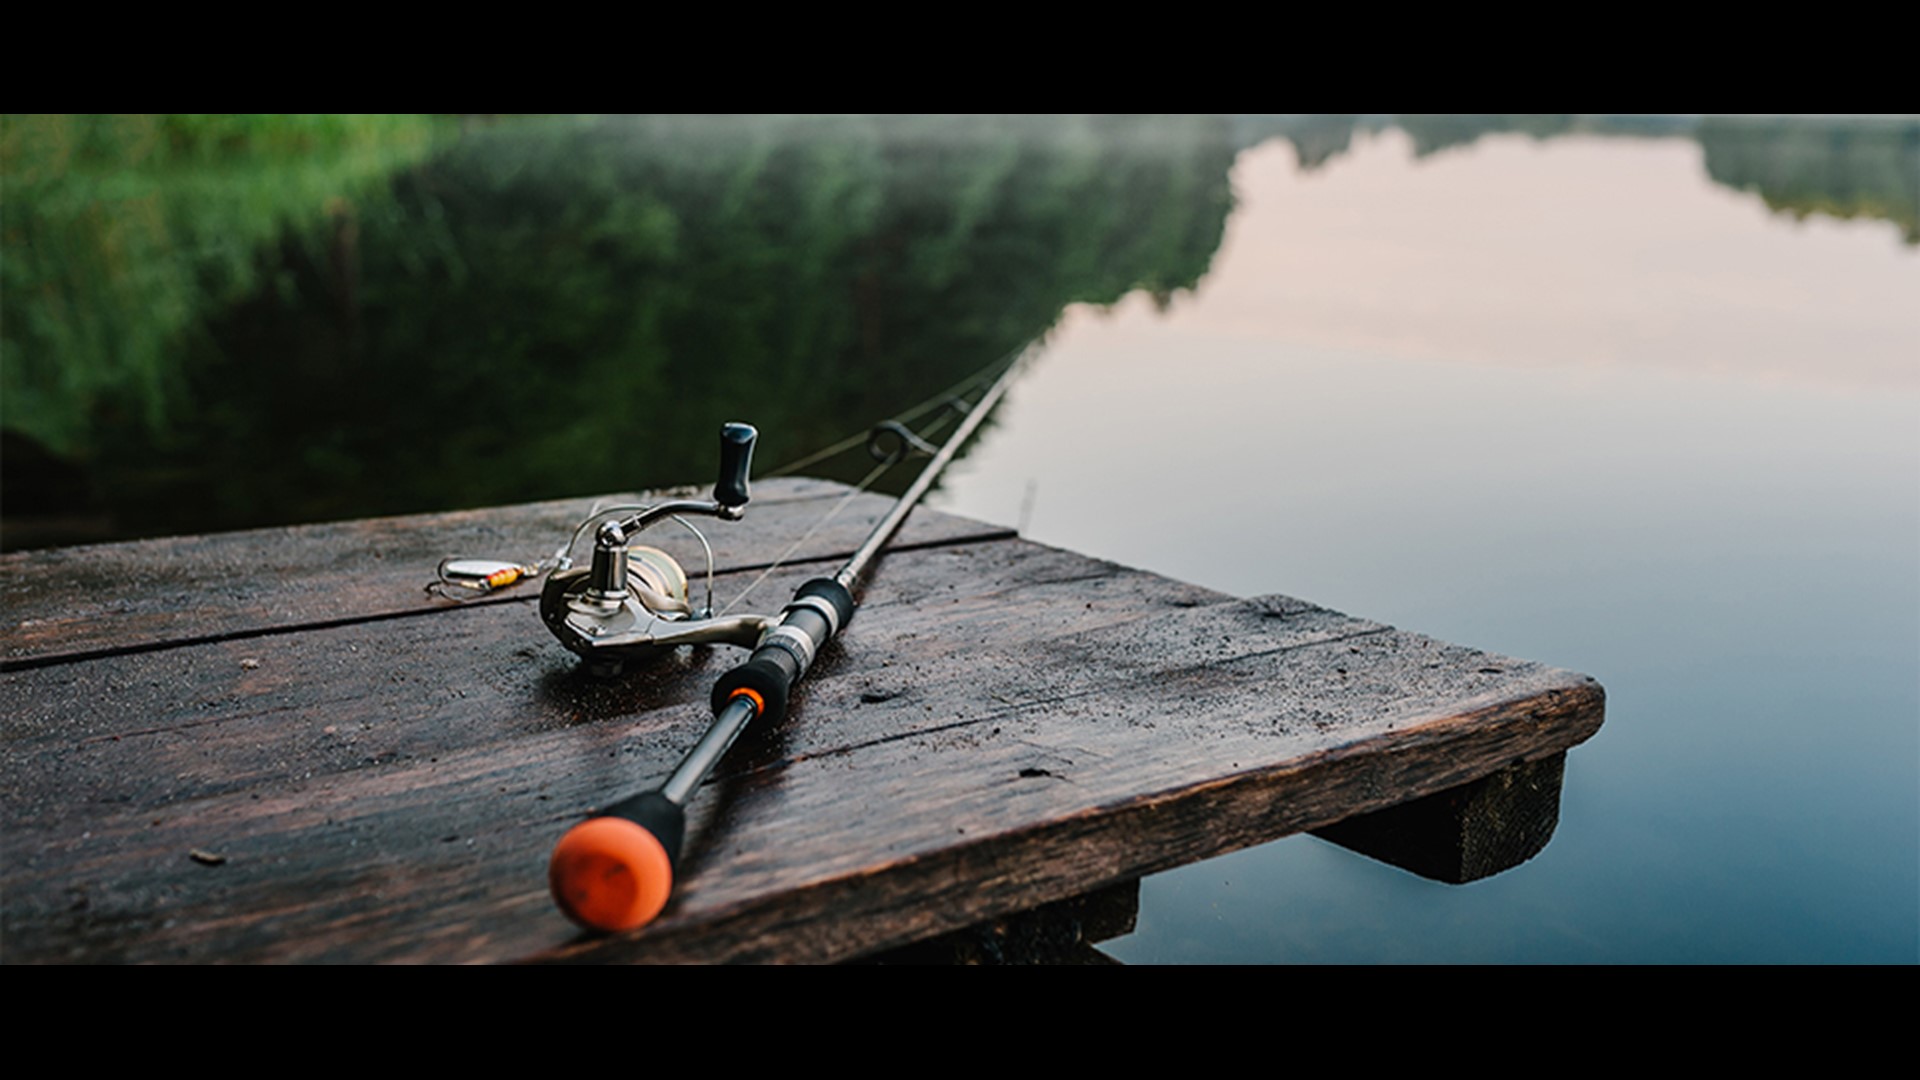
[{"left": 430, "top": 558, "right": 541, "bottom": 597}]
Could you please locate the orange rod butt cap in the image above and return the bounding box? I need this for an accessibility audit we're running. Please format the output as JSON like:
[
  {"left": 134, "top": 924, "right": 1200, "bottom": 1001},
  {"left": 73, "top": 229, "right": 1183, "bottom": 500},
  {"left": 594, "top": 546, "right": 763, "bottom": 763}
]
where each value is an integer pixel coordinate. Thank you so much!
[{"left": 549, "top": 816, "right": 674, "bottom": 933}]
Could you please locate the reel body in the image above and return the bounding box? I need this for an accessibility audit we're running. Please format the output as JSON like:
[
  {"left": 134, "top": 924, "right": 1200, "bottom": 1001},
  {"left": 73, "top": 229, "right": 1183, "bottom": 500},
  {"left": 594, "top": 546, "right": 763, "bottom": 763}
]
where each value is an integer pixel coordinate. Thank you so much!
[{"left": 541, "top": 423, "right": 772, "bottom": 677}]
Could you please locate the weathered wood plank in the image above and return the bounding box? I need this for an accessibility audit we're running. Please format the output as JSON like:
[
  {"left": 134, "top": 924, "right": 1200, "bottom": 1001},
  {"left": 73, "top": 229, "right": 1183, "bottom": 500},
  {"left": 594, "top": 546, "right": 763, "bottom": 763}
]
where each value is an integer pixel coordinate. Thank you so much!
[
  {"left": 0, "top": 477, "right": 1012, "bottom": 668},
  {"left": 1, "top": 535, "right": 1228, "bottom": 964},
  {"left": 584, "top": 602, "right": 1600, "bottom": 964},
  {"left": 1, "top": 521, "right": 1602, "bottom": 962},
  {"left": 0, "top": 540, "right": 1225, "bottom": 812}
]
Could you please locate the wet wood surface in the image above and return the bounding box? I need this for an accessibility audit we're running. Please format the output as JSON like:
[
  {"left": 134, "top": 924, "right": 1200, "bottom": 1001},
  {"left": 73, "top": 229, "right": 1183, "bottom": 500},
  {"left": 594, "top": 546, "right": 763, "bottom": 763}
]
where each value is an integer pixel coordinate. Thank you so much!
[
  {"left": 1, "top": 478, "right": 1604, "bottom": 963},
  {"left": 0, "top": 477, "right": 1011, "bottom": 669}
]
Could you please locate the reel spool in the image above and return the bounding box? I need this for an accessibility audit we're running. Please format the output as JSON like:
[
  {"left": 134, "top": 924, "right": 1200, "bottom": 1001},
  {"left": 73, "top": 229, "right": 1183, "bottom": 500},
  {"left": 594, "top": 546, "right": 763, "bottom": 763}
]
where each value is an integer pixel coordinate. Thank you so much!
[{"left": 540, "top": 423, "right": 775, "bottom": 677}]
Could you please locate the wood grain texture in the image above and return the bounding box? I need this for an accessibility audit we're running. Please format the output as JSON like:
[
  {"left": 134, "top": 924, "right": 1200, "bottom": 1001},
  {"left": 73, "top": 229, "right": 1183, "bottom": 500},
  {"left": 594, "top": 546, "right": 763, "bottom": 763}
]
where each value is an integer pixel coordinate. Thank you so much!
[
  {"left": 0, "top": 477, "right": 1012, "bottom": 668},
  {"left": 0, "top": 485, "right": 1605, "bottom": 963}
]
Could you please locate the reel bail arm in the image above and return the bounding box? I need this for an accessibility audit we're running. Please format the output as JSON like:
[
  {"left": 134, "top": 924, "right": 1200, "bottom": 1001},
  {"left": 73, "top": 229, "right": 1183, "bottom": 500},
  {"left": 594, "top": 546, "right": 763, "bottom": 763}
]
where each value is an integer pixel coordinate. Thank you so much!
[
  {"left": 542, "top": 423, "right": 759, "bottom": 673},
  {"left": 583, "top": 422, "right": 756, "bottom": 602}
]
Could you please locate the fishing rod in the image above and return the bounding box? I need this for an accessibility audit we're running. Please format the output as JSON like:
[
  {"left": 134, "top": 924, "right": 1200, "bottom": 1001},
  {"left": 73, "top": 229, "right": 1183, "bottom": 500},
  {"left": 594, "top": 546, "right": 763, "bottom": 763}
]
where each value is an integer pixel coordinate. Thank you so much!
[{"left": 544, "top": 355, "right": 1025, "bottom": 933}]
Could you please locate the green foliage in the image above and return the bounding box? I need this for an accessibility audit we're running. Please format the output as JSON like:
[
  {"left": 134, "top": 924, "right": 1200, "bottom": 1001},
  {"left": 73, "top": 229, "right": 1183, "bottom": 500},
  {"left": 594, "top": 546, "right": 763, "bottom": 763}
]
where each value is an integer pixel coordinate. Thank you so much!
[
  {"left": 1239, "top": 114, "right": 1917, "bottom": 244},
  {"left": 11, "top": 114, "right": 1909, "bottom": 549},
  {"left": 0, "top": 114, "right": 439, "bottom": 457},
  {"left": 1698, "top": 117, "right": 1920, "bottom": 244},
  {"left": 3, "top": 115, "right": 1238, "bottom": 545}
]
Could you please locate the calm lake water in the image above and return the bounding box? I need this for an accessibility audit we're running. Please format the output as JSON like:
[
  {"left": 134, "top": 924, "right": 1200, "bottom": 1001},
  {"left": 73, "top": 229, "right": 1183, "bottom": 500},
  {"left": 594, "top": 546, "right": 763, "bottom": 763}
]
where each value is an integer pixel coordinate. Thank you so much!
[
  {"left": 6, "top": 115, "right": 1916, "bottom": 962},
  {"left": 938, "top": 124, "right": 1920, "bottom": 963}
]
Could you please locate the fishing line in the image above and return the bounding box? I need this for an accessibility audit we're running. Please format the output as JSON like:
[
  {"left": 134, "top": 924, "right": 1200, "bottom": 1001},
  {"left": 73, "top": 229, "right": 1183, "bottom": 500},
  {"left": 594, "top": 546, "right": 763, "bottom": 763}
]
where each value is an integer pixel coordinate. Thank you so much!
[
  {"left": 697, "top": 346, "right": 1016, "bottom": 616},
  {"left": 763, "top": 345, "right": 1024, "bottom": 479},
  {"left": 426, "top": 345, "right": 1025, "bottom": 603},
  {"left": 713, "top": 391, "right": 972, "bottom": 616},
  {"left": 428, "top": 508, "right": 716, "bottom": 609},
  {"left": 713, "top": 459, "right": 890, "bottom": 617}
]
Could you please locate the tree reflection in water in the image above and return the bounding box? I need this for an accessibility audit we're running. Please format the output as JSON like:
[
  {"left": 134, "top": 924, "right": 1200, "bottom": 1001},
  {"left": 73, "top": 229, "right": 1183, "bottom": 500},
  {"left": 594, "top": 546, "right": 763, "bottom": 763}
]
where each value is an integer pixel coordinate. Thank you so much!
[{"left": 4, "top": 114, "right": 1910, "bottom": 549}]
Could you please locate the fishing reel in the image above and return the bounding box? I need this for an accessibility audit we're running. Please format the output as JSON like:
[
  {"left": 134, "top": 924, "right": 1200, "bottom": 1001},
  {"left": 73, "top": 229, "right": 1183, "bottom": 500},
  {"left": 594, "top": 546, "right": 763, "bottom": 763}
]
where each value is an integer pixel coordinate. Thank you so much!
[{"left": 541, "top": 422, "right": 778, "bottom": 677}]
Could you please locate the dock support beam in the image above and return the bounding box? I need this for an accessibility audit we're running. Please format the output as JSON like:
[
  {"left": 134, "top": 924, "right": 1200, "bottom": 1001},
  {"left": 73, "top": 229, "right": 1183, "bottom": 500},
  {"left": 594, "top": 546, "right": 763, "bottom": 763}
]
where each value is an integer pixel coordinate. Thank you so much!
[
  {"left": 857, "top": 880, "right": 1139, "bottom": 965},
  {"left": 1311, "top": 753, "right": 1567, "bottom": 884}
]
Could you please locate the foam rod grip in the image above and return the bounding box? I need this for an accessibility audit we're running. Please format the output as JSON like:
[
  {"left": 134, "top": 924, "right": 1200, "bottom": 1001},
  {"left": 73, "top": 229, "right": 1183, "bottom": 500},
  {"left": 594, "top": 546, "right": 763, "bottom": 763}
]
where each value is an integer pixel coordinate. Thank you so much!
[{"left": 548, "top": 791, "right": 687, "bottom": 933}]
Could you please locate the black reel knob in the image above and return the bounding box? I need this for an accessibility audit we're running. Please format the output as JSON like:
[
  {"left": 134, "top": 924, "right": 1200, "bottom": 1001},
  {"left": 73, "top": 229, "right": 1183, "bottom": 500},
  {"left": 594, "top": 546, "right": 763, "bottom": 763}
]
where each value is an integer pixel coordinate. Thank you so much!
[{"left": 715, "top": 422, "right": 757, "bottom": 509}]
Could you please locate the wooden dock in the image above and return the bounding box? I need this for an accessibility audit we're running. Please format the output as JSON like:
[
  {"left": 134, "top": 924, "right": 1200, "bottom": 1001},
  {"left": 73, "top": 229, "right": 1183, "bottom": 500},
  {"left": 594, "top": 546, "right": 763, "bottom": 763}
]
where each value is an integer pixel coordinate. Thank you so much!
[{"left": 1, "top": 478, "right": 1604, "bottom": 963}]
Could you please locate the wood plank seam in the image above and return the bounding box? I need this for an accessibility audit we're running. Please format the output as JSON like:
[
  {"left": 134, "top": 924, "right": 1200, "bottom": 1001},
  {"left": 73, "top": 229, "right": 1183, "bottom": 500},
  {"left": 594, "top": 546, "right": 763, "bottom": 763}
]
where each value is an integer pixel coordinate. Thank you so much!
[
  {"left": 1, "top": 485, "right": 1605, "bottom": 964},
  {"left": 532, "top": 682, "right": 1603, "bottom": 964},
  {"left": 0, "top": 527, "right": 1020, "bottom": 675},
  {"left": 700, "top": 624, "right": 1402, "bottom": 786}
]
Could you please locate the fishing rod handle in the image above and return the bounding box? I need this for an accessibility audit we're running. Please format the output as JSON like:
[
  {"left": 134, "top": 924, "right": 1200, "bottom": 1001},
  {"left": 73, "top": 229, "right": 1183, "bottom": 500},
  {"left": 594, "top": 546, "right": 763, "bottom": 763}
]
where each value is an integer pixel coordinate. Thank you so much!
[
  {"left": 548, "top": 789, "right": 687, "bottom": 933},
  {"left": 548, "top": 685, "right": 763, "bottom": 934},
  {"left": 711, "top": 578, "right": 855, "bottom": 726}
]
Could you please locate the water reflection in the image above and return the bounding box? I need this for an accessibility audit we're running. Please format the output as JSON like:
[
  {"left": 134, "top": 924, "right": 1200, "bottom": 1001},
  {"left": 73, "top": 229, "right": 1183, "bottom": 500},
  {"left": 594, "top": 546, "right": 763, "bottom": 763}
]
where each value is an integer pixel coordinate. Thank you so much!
[
  {"left": 2, "top": 116, "right": 438, "bottom": 452},
  {"left": 1235, "top": 114, "right": 1918, "bottom": 244},
  {"left": 1, "top": 114, "right": 1236, "bottom": 548},
  {"left": 7, "top": 115, "right": 1913, "bottom": 550},
  {"left": 1697, "top": 117, "right": 1920, "bottom": 244},
  {"left": 3, "top": 114, "right": 1914, "bottom": 963},
  {"left": 930, "top": 120, "right": 1917, "bottom": 963}
]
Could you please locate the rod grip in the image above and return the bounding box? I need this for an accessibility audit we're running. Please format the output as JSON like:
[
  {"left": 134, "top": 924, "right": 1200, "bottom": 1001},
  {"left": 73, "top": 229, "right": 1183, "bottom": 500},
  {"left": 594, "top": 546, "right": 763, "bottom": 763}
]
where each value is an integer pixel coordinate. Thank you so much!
[
  {"left": 708, "top": 578, "right": 854, "bottom": 723},
  {"left": 548, "top": 791, "right": 686, "bottom": 933},
  {"left": 712, "top": 649, "right": 797, "bottom": 726}
]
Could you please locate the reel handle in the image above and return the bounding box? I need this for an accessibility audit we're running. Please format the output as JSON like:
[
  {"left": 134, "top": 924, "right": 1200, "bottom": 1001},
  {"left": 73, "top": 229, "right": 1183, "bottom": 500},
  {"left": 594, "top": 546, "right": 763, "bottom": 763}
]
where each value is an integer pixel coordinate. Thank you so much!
[
  {"left": 549, "top": 791, "right": 686, "bottom": 933},
  {"left": 715, "top": 422, "right": 757, "bottom": 509}
]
